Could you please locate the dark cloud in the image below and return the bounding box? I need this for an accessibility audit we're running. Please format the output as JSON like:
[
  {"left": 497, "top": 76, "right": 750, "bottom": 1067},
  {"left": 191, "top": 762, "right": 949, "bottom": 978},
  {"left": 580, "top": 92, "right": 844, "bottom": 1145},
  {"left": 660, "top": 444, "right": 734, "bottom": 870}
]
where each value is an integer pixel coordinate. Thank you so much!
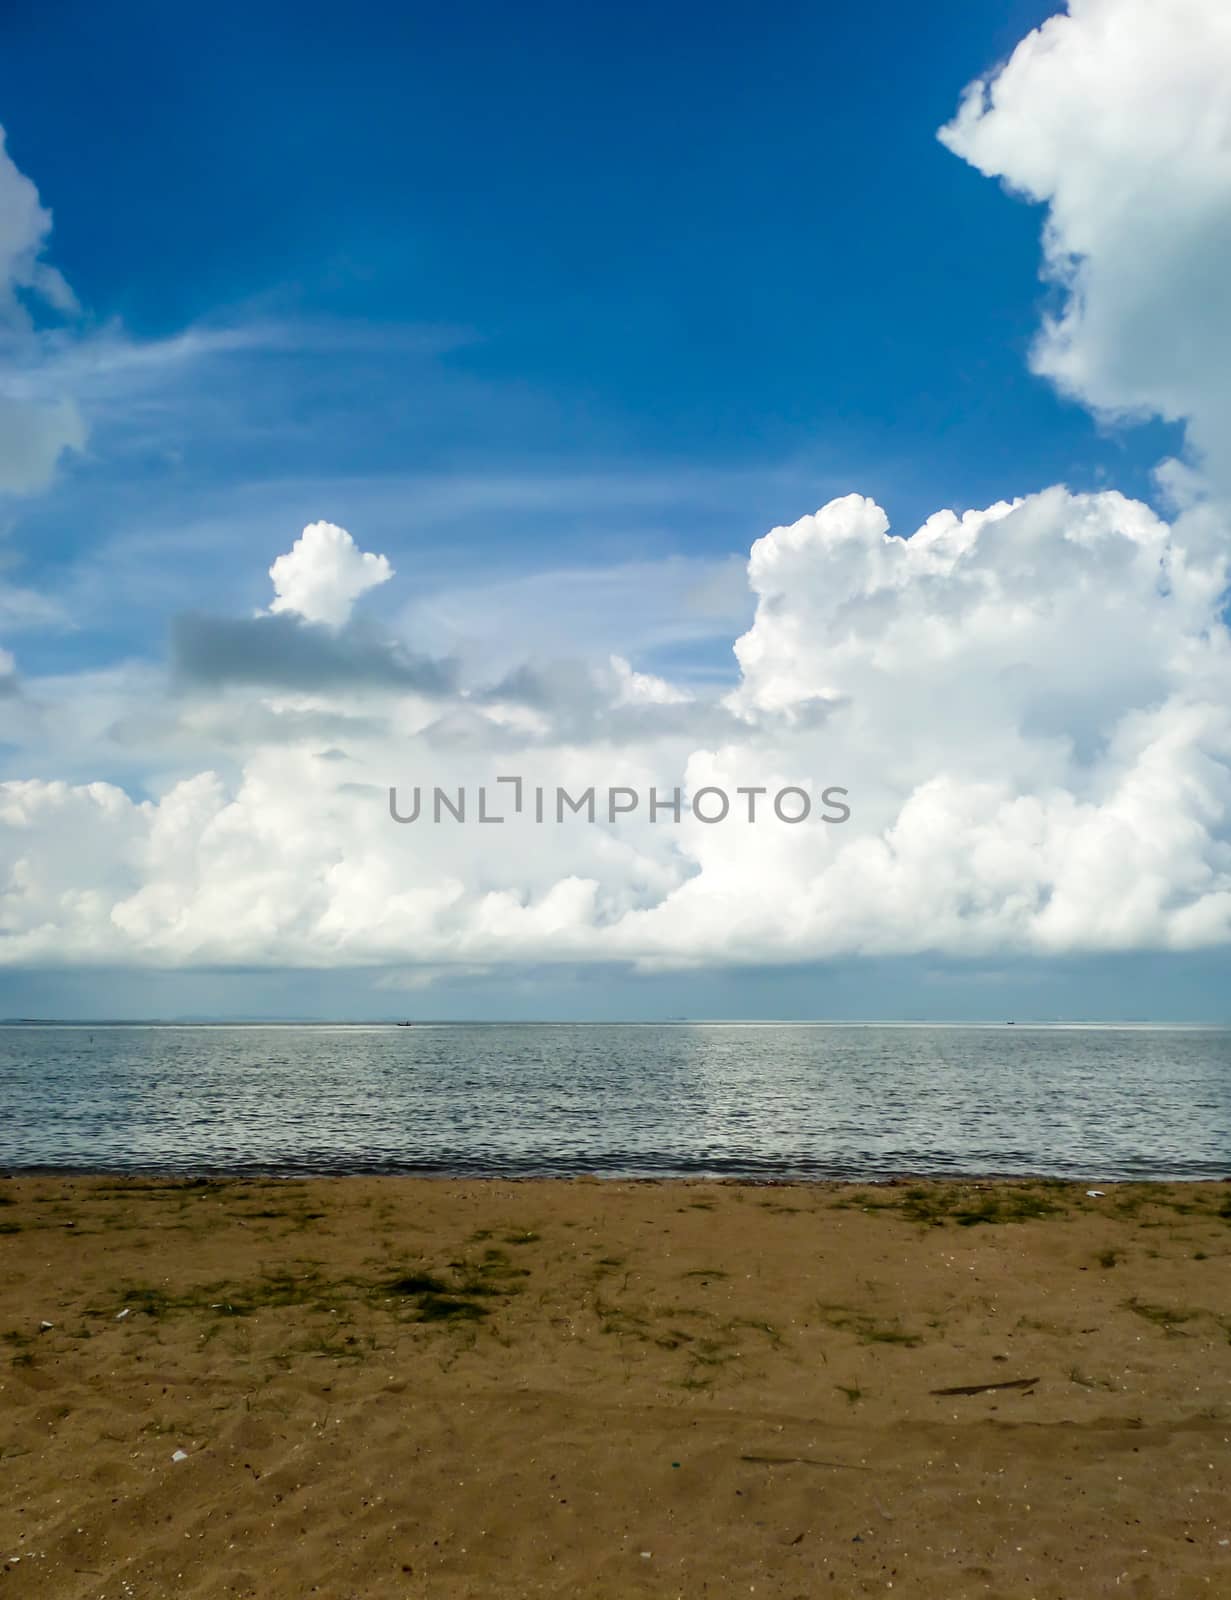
[
  {"left": 171, "top": 612, "right": 457, "bottom": 695},
  {"left": 107, "top": 703, "right": 390, "bottom": 750},
  {"left": 477, "top": 661, "right": 599, "bottom": 716},
  {"left": 451, "top": 659, "right": 751, "bottom": 746}
]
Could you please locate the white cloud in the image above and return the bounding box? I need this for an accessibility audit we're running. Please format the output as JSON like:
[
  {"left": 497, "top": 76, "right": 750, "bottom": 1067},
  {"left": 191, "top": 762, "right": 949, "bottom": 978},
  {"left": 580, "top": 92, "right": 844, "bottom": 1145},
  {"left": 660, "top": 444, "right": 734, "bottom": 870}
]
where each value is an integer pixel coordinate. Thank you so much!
[
  {"left": 0, "top": 392, "right": 86, "bottom": 496},
  {"left": 268, "top": 521, "right": 394, "bottom": 627},
  {"left": 0, "top": 125, "right": 85, "bottom": 496},
  {"left": 610, "top": 654, "right": 692, "bottom": 706},
  {"left": 939, "top": 0, "right": 1231, "bottom": 489},
  {"left": 0, "top": 126, "right": 77, "bottom": 324}
]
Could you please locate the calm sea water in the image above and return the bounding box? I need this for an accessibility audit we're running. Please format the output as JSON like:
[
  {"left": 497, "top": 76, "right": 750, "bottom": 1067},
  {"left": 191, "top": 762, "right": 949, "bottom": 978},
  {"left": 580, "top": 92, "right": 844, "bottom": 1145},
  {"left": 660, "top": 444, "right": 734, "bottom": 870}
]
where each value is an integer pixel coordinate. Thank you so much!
[{"left": 1, "top": 1023, "right": 1229, "bottom": 1180}]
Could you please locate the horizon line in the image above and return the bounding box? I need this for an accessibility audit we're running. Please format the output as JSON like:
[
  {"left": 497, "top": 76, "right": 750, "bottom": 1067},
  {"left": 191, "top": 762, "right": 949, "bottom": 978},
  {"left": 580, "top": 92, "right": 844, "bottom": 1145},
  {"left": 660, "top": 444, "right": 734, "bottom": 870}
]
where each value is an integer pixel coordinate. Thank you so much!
[{"left": 2, "top": 1017, "right": 1227, "bottom": 1029}]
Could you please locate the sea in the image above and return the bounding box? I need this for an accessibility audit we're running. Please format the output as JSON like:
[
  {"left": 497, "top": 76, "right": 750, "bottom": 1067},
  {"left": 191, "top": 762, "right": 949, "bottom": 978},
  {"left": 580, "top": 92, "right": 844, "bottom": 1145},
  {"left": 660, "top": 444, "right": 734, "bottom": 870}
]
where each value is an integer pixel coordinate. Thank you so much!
[{"left": 1, "top": 1022, "right": 1228, "bottom": 1181}]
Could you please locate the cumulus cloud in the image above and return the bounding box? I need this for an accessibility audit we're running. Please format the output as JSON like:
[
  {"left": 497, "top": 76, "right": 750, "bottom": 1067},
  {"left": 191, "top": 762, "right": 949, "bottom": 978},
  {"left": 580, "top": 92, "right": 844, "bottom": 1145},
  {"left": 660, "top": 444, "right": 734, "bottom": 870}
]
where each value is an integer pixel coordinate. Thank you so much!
[
  {"left": 268, "top": 521, "right": 394, "bottom": 627},
  {"left": 3, "top": 480, "right": 1230, "bottom": 969},
  {"left": 728, "top": 489, "right": 1219, "bottom": 763},
  {"left": 939, "top": 0, "right": 1231, "bottom": 487}
]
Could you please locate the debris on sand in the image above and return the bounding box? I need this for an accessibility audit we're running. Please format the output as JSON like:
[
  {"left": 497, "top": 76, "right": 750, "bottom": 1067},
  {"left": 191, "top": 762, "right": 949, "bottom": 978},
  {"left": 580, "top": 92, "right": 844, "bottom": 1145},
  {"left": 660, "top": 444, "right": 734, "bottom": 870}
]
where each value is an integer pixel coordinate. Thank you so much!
[{"left": 930, "top": 1377, "right": 1039, "bottom": 1396}]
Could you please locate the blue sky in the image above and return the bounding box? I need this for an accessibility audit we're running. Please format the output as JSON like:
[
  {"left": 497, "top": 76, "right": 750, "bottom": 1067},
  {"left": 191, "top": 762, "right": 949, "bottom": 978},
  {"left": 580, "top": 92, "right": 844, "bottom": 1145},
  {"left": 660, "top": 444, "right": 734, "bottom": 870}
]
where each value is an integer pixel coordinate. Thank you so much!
[
  {"left": 0, "top": 0, "right": 1176, "bottom": 683},
  {"left": 1, "top": 0, "right": 1229, "bottom": 1019}
]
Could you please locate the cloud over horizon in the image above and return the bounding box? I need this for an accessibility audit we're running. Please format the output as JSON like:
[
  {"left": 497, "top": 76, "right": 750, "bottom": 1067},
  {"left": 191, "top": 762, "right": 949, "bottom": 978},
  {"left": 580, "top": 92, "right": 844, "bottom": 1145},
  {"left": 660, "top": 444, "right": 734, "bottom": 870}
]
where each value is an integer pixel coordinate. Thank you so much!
[{"left": 3, "top": 475, "right": 1229, "bottom": 971}]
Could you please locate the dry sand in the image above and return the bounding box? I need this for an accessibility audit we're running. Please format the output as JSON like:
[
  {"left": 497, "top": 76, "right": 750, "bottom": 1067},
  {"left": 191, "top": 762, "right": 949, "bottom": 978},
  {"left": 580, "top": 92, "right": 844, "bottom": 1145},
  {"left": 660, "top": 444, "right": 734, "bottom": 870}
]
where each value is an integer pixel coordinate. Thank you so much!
[{"left": 2, "top": 1175, "right": 1230, "bottom": 1598}]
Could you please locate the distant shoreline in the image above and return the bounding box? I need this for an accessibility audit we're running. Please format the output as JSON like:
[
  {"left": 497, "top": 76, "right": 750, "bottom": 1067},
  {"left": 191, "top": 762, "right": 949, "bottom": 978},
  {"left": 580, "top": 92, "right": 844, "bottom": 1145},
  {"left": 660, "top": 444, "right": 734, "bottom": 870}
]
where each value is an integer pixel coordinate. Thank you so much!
[{"left": 3, "top": 1017, "right": 1227, "bottom": 1028}]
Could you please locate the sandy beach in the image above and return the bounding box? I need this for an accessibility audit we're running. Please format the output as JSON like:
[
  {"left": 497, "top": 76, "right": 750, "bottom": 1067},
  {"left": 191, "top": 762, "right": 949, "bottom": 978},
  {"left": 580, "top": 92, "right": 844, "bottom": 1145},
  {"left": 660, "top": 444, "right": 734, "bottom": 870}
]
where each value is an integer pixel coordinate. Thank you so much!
[{"left": 2, "top": 1176, "right": 1230, "bottom": 1598}]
